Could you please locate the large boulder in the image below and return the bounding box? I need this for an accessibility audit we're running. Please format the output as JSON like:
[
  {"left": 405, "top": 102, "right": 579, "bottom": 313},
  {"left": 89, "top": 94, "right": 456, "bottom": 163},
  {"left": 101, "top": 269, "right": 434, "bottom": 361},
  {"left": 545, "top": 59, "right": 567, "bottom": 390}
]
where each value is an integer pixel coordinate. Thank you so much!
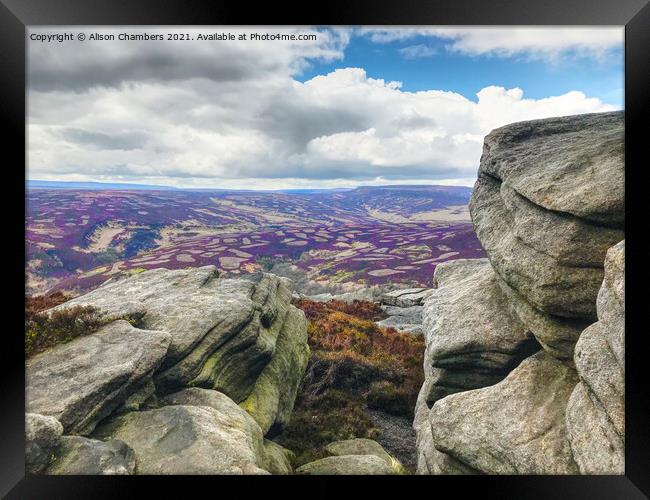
[
  {"left": 414, "top": 113, "right": 625, "bottom": 477},
  {"left": 25, "top": 413, "right": 63, "bottom": 474},
  {"left": 295, "top": 455, "right": 398, "bottom": 475},
  {"left": 239, "top": 306, "right": 309, "bottom": 436},
  {"left": 470, "top": 174, "right": 609, "bottom": 320},
  {"left": 596, "top": 240, "right": 625, "bottom": 369},
  {"left": 51, "top": 267, "right": 309, "bottom": 434},
  {"left": 566, "top": 240, "right": 625, "bottom": 474},
  {"left": 429, "top": 352, "right": 579, "bottom": 474},
  {"left": 413, "top": 378, "right": 479, "bottom": 475},
  {"left": 46, "top": 436, "right": 135, "bottom": 475},
  {"left": 93, "top": 402, "right": 270, "bottom": 474},
  {"left": 325, "top": 438, "right": 406, "bottom": 474},
  {"left": 263, "top": 439, "right": 294, "bottom": 475},
  {"left": 477, "top": 111, "right": 624, "bottom": 226},
  {"left": 421, "top": 259, "right": 539, "bottom": 406},
  {"left": 26, "top": 320, "right": 171, "bottom": 435},
  {"left": 469, "top": 111, "right": 624, "bottom": 323}
]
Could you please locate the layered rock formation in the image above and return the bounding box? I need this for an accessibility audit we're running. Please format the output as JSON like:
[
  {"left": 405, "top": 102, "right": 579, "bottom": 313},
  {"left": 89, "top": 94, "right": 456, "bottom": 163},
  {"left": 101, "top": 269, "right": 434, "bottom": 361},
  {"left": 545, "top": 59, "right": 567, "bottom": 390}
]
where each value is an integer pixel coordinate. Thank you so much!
[
  {"left": 414, "top": 111, "right": 625, "bottom": 475},
  {"left": 25, "top": 267, "right": 309, "bottom": 475}
]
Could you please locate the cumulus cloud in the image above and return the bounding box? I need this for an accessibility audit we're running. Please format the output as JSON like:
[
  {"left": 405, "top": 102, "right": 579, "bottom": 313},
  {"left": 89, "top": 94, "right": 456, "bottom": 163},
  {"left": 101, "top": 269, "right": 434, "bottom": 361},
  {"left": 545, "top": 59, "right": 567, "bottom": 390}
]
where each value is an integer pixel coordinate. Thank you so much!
[
  {"left": 29, "top": 27, "right": 350, "bottom": 92},
  {"left": 27, "top": 27, "right": 620, "bottom": 189}
]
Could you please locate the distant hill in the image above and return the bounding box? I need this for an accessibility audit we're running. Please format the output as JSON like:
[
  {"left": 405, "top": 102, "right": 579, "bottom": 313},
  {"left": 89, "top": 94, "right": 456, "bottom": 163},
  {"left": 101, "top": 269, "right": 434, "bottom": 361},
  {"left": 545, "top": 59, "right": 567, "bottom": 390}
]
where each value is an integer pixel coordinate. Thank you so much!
[
  {"left": 27, "top": 180, "right": 473, "bottom": 197},
  {"left": 27, "top": 180, "right": 180, "bottom": 191}
]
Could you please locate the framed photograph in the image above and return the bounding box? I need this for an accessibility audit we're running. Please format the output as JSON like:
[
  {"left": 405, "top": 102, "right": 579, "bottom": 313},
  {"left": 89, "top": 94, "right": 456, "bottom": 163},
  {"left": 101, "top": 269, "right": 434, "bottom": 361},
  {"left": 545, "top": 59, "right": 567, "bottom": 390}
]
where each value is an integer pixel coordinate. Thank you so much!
[{"left": 2, "top": 0, "right": 647, "bottom": 497}]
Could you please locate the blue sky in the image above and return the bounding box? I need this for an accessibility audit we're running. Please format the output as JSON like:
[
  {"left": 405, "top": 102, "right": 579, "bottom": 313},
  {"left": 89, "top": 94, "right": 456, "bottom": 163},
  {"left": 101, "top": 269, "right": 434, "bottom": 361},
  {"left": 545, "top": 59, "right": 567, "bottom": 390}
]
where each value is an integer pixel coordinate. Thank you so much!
[
  {"left": 300, "top": 29, "right": 624, "bottom": 107},
  {"left": 28, "top": 26, "right": 624, "bottom": 189}
]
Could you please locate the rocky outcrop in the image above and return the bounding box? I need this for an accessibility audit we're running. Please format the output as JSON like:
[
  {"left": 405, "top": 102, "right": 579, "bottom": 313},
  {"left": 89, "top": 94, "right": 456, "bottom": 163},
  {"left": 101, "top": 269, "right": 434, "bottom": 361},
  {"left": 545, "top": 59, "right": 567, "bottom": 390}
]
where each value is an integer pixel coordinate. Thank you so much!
[
  {"left": 46, "top": 436, "right": 135, "bottom": 475},
  {"left": 26, "top": 320, "right": 171, "bottom": 435},
  {"left": 27, "top": 267, "right": 310, "bottom": 475},
  {"left": 469, "top": 111, "right": 624, "bottom": 357},
  {"left": 45, "top": 267, "right": 308, "bottom": 435},
  {"left": 94, "top": 403, "right": 270, "bottom": 474},
  {"left": 239, "top": 306, "right": 309, "bottom": 436},
  {"left": 430, "top": 352, "right": 579, "bottom": 474},
  {"left": 25, "top": 413, "right": 63, "bottom": 474},
  {"left": 420, "top": 259, "right": 539, "bottom": 406},
  {"left": 325, "top": 438, "right": 406, "bottom": 473},
  {"left": 566, "top": 241, "right": 625, "bottom": 474},
  {"left": 414, "top": 111, "right": 624, "bottom": 476}
]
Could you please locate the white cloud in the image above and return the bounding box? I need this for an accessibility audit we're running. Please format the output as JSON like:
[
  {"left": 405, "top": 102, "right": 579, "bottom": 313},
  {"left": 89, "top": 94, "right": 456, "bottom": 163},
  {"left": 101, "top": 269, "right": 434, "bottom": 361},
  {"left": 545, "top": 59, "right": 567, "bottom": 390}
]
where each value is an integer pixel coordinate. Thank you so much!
[
  {"left": 27, "top": 27, "right": 620, "bottom": 189},
  {"left": 398, "top": 44, "right": 437, "bottom": 59},
  {"left": 361, "top": 27, "right": 623, "bottom": 61}
]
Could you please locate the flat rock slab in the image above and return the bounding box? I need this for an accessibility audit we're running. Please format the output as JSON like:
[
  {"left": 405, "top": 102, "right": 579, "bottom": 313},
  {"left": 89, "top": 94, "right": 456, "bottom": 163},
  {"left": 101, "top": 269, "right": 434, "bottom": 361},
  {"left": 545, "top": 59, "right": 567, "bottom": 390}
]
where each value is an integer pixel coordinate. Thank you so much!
[
  {"left": 295, "top": 454, "right": 398, "bottom": 475},
  {"left": 26, "top": 320, "right": 171, "bottom": 435},
  {"left": 93, "top": 403, "right": 270, "bottom": 475},
  {"left": 381, "top": 288, "right": 433, "bottom": 307},
  {"left": 47, "top": 436, "right": 135, "bottom": 475},
  {"left": 377, "top": 305, "right": 423, "bottom": 335},
  {"left": 325, "top": 438, "right": 405, "bottom": 473},
  {"left": 430, "top": 351, "right": 579, "bottom": 474}
]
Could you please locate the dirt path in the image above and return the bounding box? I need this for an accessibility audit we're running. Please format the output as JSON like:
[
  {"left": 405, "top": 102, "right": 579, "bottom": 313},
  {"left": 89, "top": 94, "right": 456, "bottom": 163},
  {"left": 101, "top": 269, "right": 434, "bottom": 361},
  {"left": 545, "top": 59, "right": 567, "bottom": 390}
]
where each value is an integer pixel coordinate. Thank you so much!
[{"left": 367, "top": 408, "right": 418, "bottom": 473}]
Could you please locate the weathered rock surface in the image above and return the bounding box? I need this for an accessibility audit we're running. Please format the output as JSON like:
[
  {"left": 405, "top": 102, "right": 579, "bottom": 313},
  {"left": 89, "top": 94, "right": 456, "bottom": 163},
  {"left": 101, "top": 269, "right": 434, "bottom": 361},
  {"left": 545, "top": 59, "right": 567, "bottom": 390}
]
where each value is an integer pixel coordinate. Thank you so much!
[
  {"left": 239, "top": 306, "right": 309, "bottom": 436},
  {"left": 325, "top": 438, "right": 405, "bottom": 473},
  {"left": 26, "top": 320, "right": 171, "bottom": 435},
  {"left": 50, "top": 266, "right": 309, "bottom": 435},
  {"left": 263, "top": 439, "right": 294, "bottom": 475},
  {"left": 93, "top": 403, "right": 270, "bottom": 474},
  {"left": 470, "top": 111, "right": 624, "bottom": 322},
  {"left": 470, "top": 174, "right": 608, "bottom": 320},
  {"left": 495, "top": 275, "right": 590, "bottom": 360},
  {"left": 295, "top": 455, "right": 397, "bottom": 475},
  {"left": 381, "top": 288, "right": 433, "bottom": 307},
  {"left": 478, "top": 111, "right": 624, "bottom": 226},
  {"left": 597, "top": 240, "right": 625, "bottom": 369},
  {"left": 377, "top": 305, "right": 423, "bottom": 335},
  {"left": 157, "top": 387, "right": 295, "bottom": 473},
  {"left": 415, "top": 112, "right": 625, "bottom": 476},
  {"left": 25, "top": 413, "right": 63, "bottom": 474},
  {"left": 47, "top": 436, "right": 135, "bottom": 475},
  {"left": 430, "top": 352, "right": 579, "bottom": 474},
  {"left": 421, "top": 259, "right": 539, "bottom": 406},
  {"left": 566, "top": 240, "right": 624, "bottom": 474},
  {"left": 413, "top": 377, "right": 478, "bottom": 475}
]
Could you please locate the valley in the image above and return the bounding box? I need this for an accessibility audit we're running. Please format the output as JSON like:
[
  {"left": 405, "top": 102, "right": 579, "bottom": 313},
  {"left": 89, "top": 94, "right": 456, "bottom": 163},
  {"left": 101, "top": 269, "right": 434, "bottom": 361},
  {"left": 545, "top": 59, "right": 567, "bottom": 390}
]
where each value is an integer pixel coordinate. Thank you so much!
[{"left": 26, "top": 185, "right": 485, "bottom": 296}]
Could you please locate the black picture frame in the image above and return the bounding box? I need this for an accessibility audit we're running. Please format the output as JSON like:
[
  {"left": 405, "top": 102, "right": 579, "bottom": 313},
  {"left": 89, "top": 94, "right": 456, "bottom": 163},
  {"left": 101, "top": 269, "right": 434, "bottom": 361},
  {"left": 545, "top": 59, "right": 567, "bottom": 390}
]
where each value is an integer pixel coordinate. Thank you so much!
[{"left": 2, "top": 0, "right": 648, "bottom": 497}]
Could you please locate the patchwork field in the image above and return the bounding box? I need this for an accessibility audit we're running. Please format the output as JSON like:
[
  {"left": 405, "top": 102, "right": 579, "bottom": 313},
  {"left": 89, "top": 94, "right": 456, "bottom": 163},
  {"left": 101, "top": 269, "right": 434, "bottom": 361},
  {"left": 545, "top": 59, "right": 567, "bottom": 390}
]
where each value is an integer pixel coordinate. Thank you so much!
[{"left": 26, "top": 185, "right": 485, "bottom": 295}]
